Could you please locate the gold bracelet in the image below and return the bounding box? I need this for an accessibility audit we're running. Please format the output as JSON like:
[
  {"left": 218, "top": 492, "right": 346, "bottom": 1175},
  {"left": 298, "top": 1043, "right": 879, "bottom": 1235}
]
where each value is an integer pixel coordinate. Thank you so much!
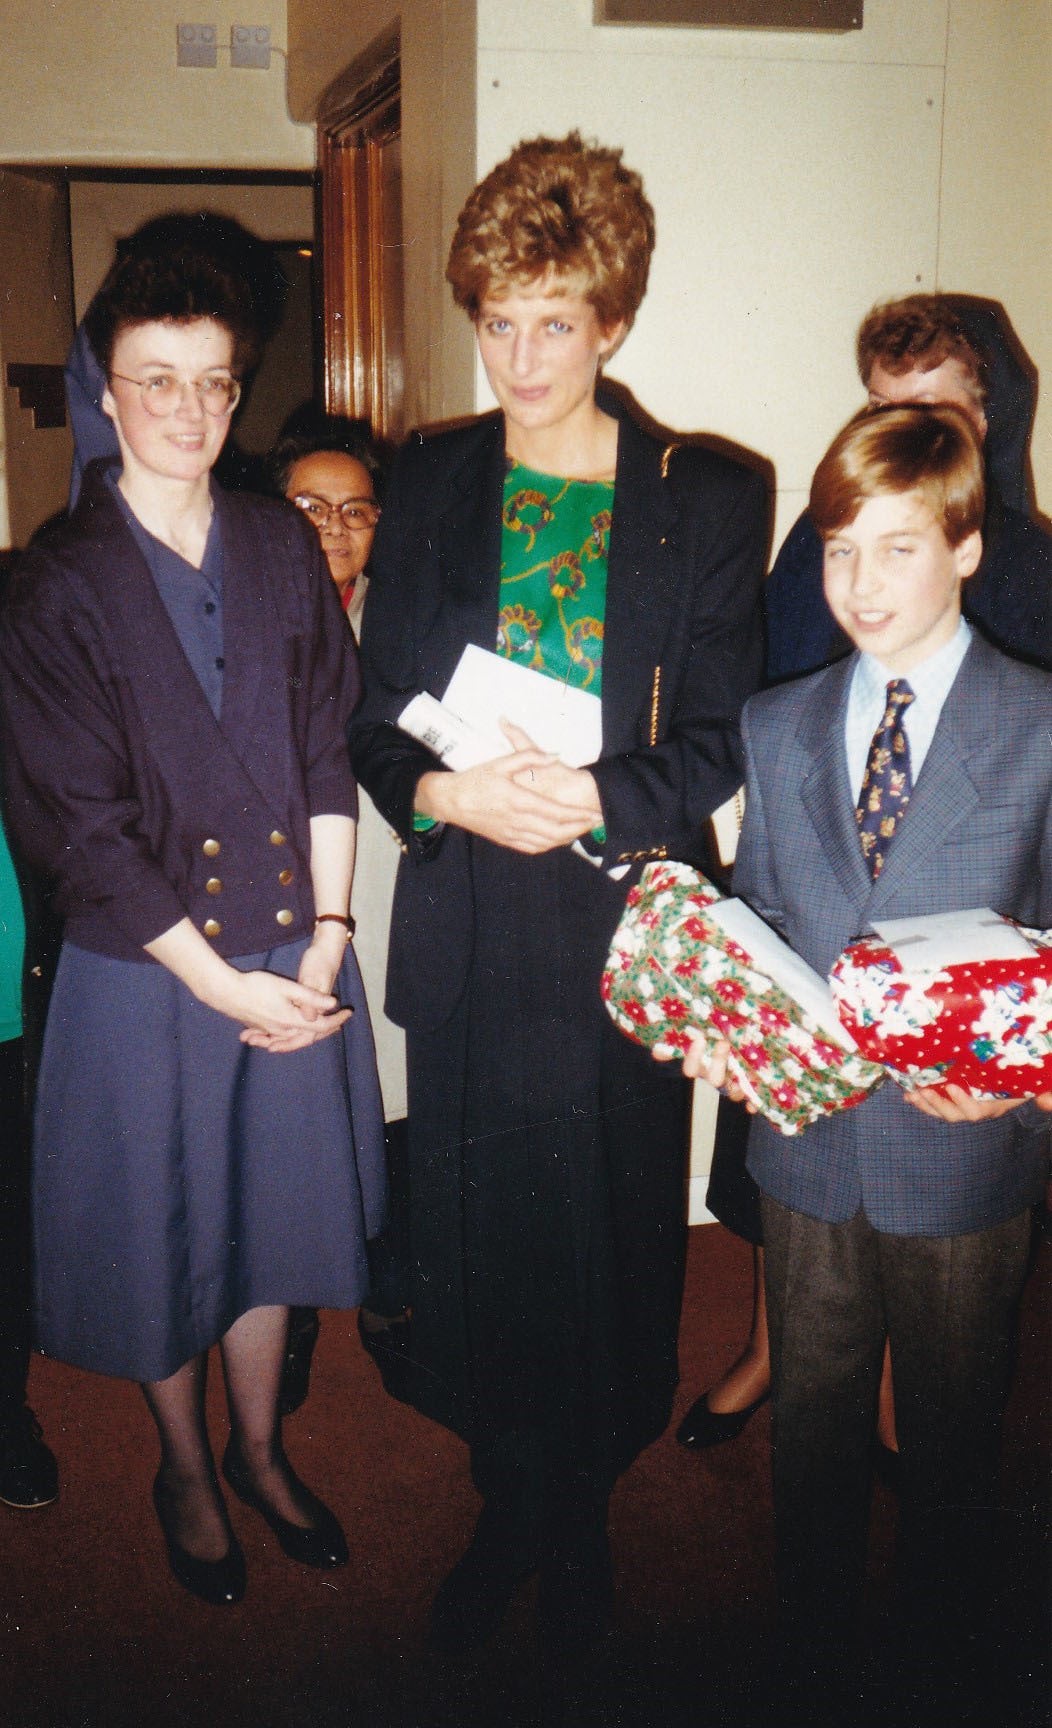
[{"left": 314, "top": 912, "right": 355, "bottom": 939}]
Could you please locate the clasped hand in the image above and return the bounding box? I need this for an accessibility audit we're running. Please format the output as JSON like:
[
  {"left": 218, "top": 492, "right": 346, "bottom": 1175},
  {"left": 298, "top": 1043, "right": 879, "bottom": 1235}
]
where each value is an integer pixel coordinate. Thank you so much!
[
  {"left": 236, "top": 923, "right": 351, "bottom": 1053},
  {"left": 419, "top": 719, "right": 603, "bottom": 854}
]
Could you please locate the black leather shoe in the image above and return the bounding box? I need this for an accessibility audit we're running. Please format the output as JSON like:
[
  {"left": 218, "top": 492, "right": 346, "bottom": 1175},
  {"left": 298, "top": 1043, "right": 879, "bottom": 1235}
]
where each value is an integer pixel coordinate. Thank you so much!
[
  {"left": 430, "top": 1498, "right": 541, "bottom": 1654},
  {"left": 152, "top": 1476, "right": 246, "bottom": 1605},
  {"left": 222, "top": 1441, "right": 348, "bottom": 1568},
  {"left": 0, "top": 1406, "right": 59, "bottom": 1509},
  {"left": 676, "top": 1388, "right": 769, "bottom": 1451}
]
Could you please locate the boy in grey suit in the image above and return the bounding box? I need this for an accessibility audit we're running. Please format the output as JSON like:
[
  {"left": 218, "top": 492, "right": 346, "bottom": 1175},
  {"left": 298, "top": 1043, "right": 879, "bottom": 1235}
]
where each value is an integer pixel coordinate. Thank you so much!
[{"left": 686, "top": 405, "right": 1052, "bottom": 1715}]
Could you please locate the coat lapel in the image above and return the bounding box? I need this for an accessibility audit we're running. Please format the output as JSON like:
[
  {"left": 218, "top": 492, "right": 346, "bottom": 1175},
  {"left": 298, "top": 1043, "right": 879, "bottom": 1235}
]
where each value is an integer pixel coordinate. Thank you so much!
[
  {"left": 601, "top": 412, "right": 678, "bottom": 753},
  {"left": 798, "top": 659, "right": 874, "bottom": 904}
]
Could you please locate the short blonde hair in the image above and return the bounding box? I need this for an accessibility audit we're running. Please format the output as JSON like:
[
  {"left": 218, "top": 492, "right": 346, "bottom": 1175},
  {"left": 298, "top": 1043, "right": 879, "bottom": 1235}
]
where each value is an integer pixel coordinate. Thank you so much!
[
  {"left": 446, "top": 131, "right": 655, "bottom": 330},
  {"left": 810, "top": 405, "right": 985, "bottom": 547}
]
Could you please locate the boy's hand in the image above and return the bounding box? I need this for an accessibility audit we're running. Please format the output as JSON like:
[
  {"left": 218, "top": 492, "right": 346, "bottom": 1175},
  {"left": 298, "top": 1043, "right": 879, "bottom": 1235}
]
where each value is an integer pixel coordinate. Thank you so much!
[{"left": 905, "top": 1083, "right": 1027, "bottom": 1123}]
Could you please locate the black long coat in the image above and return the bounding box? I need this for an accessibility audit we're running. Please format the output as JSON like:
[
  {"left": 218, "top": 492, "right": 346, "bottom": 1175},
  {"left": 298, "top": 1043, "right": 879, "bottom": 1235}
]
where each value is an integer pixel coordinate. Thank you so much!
[{"left": 350, "top": 401, "right": 766, "bottom": 1475}]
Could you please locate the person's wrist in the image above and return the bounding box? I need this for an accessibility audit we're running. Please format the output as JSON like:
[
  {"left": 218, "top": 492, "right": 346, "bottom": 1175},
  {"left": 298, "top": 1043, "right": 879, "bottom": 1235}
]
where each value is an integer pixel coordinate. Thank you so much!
[{"left": 314, "top": 912, "right": 354, "bottom": 941}]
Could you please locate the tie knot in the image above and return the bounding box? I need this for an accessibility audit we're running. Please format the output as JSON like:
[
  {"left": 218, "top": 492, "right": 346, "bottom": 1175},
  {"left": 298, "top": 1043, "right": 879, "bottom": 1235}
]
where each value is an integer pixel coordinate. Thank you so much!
[{"left": 885, "top": 679, "right": 915, "bottom": 717}]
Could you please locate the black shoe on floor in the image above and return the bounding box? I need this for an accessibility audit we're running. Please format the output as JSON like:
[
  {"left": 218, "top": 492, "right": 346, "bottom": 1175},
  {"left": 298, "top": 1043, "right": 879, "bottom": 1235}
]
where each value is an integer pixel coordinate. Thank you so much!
[
  {"left": 222, "top": 1440, "right": 348, "bottom": 1568},
  {"left": 151, "top": 1475, "right": 246, "bottom": 1606},
  {"left": 0, "top": 1406, "right": 59, "bottom": 1509},
  {"left": 676, "top": 1388, "right": 769, "bottom": 1451},
  {"left": 430, "top": 1497, "right": 542, "bottom": 1655}
]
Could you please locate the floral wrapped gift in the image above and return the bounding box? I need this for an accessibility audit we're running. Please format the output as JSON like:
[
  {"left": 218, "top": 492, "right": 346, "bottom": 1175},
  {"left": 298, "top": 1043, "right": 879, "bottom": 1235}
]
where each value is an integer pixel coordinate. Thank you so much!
[
  {"left": 602, "top": 861, "right": 884, "bottom": 1135},
  {"left": 830, "top": 908, "right": 1052, "bottom": 1098}
]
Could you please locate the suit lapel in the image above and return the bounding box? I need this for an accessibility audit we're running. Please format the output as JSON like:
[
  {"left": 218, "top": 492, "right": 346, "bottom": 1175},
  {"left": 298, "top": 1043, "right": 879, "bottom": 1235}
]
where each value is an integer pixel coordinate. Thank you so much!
[
  {"left": 601, "top": 413, "right": 678, "bottom": 753},
  {"left": 798, "top": 659, "right": 874, "bottom": 904}
]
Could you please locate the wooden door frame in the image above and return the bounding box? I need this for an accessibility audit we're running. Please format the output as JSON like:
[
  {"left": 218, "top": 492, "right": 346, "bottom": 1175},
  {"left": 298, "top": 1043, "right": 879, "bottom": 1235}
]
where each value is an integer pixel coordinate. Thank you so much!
[{"left": 317, "top": 43, "right": 402, "bottom": 437}]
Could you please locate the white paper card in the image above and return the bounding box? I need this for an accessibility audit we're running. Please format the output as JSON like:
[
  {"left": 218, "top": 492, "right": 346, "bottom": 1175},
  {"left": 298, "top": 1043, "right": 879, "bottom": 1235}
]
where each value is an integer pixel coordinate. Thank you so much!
[
  {"left": 442, "top": 644, "right": 602, "bottom": 768},
  {"left": 871, "top": 908, "right": 1037, "bottom": 972},
  {"left": 705, "top": 897, "right": 858, "bottom": 1049}
]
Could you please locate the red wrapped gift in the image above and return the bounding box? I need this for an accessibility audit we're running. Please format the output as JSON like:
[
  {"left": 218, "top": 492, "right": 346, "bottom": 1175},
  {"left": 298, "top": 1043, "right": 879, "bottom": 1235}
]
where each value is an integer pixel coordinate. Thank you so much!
[{"left": 830, "top": 909, "right": 1052, "bottom": 1098}]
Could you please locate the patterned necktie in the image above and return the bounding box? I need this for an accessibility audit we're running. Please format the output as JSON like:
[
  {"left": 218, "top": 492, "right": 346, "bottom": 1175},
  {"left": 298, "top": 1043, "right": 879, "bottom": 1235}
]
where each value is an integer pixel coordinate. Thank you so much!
[{"left": 856, "top": 679, "right": 915, "bottom": 879}]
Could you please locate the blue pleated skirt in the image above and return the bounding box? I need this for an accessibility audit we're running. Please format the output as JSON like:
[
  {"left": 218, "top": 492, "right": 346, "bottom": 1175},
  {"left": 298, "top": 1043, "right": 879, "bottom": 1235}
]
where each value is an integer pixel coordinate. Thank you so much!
[{"left": 32, "top": 936, "right": 387, "bottom": 1381}]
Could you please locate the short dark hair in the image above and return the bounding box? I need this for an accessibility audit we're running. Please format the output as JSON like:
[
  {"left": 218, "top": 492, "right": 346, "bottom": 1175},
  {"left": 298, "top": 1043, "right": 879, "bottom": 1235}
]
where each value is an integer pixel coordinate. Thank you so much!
[
  {"left": 810, "top": 404, "right": 985, "bottom": 547},
  {"left": 856, "top": 294, "right": 987, "bottom": 411},
  {"left": 267, "top": 406, "right": 387, "bottom": 500},
  {"left": 84, "top": 212, "right": 284, "bottom": 378}
]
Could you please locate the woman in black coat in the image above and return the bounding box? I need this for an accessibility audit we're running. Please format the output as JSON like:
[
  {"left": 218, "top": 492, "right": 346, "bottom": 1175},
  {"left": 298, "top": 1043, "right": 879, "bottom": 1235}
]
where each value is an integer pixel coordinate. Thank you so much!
[{"left": 349, "top": 132, "right": 766, "bottom": 1656}]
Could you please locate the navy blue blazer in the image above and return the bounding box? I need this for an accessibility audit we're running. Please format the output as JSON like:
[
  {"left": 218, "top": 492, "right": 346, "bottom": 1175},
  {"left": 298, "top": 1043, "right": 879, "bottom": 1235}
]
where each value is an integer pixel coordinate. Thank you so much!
[
  {"left": 737, "top": 633, "right": 1052, "bottom": 1234},
  {"left": 349, "top": 402, "right": 767, "bottom": 1031},
  {"left": 0, "top": 461, "right": 360, "bottom": 962}
]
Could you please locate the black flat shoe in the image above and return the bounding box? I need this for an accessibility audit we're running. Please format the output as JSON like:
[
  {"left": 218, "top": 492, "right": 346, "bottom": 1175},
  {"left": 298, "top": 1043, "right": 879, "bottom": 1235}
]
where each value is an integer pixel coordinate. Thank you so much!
[
  {"left": 221, "top": 1442, "right": 348, "bottom": 1569},
  {"left": 152, "top": 1476, "right": 246, "bottom": 1606},
  {"left": 676, "top": 1388, "right": 770, "bottom": 1451}
]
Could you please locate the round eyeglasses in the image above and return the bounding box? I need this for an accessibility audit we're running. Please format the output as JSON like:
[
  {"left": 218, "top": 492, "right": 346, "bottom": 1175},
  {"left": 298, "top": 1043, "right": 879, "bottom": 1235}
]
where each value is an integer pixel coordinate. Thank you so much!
[
  {"left": 292, "top": 494, "right": 381, "bottom": 531},
  {"left": 110, "top": 371, "right": 242, "bottom": 418}
]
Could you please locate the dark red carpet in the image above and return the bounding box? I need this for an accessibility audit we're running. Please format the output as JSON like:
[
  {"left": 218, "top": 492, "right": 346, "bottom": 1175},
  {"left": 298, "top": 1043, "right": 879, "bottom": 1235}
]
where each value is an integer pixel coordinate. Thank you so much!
[{"left": 2, "top": 1223, "right": 1048, "bottom": 1727}]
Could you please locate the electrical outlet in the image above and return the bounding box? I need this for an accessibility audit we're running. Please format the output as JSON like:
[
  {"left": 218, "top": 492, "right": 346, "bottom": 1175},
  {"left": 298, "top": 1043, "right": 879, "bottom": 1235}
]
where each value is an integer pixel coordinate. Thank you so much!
[
  {"left": 230, "top": 24, "right": 271, "bottom": 70},
  {"left": 176, "top": 23, "right": 217, "bottom": 68}
]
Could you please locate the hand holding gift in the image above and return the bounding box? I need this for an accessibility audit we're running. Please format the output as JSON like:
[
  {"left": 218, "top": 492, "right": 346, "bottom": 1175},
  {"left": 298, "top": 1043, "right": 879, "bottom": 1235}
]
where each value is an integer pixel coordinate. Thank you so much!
[
  {"left": 602, "top": 862, "right": 884, "bottom": 1135},
  {"left": 830, "top": 909, "right": 1052, "bottom": 1104}
]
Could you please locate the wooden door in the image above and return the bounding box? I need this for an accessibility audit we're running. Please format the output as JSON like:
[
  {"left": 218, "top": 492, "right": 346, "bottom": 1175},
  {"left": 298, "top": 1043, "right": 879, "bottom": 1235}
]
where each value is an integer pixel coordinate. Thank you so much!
[{"left": 318, "top": 52, "right": 404, "bottom": 441}]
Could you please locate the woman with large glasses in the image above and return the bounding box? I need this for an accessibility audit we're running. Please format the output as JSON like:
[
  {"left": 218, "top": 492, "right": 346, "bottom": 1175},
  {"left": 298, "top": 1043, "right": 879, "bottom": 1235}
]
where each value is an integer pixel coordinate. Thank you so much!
[
  {"left": 0, "top": 215, "right": 386, "bottom": 1605},
  {"left": 350, "top": 133, "right": 765, "bottom": 1658}
]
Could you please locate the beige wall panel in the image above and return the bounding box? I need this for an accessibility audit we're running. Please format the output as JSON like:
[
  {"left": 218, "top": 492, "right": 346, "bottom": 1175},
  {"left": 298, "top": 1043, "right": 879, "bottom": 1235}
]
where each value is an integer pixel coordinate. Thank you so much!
[
  {"left": 939, "top": 0, "right": 1052, "bottom": 507},
  {"left": 0, "top": 1, "right": 313, "bottom": 169},
  {"left": 0, "top": 172, "right": 75, "bottom": 549},
  {"left": 476, "top": 48, "right": 942, "bottom": 528},
  {"left": 69, "top": 182, "right": 316, "bottom": 318}
]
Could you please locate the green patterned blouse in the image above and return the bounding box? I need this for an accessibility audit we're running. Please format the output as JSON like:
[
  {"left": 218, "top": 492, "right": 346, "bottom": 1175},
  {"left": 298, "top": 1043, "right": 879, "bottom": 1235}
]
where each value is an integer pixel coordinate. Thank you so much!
[{"left": 497, "top": 461, "right": 614, "bottom": 693}]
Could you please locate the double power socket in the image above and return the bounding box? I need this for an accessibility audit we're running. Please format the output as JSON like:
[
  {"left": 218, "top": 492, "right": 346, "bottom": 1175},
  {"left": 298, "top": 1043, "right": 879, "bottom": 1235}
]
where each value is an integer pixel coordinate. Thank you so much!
[{"left": 176, "top": 24, "right": 272, "bottom": 70}]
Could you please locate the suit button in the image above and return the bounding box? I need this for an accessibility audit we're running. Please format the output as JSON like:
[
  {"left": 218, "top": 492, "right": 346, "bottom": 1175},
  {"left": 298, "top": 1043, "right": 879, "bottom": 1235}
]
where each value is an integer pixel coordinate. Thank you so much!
[
  {"left": 203, "top": 918, "right": 222, "bottom": 939},
  {"left": 202, "top": 838, "right": 221, "bottom": 858},
  {"left": 205, "top": 877, "right": 223, "bottom": 895},
  {"left": 269, "top": 830, "right": 287, "bottom": 846},
  {"left": 278, "top": 868, "right": 293, "bottom": 886},
  {"left": 276, "top": 909, "right": 294, "bottom": 927}
]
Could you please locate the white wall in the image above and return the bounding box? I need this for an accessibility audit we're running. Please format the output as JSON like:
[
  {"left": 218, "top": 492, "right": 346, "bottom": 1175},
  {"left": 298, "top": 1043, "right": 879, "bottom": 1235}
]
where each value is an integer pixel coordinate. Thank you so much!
[
  {"left": 1, "top": 1, "right": 313, "bottom": 170},
  {"left": 475, "top": 0, "right": 1051, "bottom": 548}
]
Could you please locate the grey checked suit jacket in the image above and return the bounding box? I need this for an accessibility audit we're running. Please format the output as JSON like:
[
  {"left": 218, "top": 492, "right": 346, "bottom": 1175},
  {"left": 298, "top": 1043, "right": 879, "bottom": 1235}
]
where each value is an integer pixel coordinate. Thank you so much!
[{"left": 738, "top": 634, "right": 1052, "bottom": 1234}]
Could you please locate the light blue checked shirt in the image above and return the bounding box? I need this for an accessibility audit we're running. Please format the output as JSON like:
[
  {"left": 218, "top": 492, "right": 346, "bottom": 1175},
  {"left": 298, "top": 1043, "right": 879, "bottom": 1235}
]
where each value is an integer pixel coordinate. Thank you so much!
[{"left": 845, "top": 618, "right": 973, "bottom": 803}]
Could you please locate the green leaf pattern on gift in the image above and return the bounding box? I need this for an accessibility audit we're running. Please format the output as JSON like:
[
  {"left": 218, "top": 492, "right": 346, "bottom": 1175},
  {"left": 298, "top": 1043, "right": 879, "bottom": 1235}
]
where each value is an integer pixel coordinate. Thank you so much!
[{"left": 602, "top": 862, "right": 884, "bottom": 1137}]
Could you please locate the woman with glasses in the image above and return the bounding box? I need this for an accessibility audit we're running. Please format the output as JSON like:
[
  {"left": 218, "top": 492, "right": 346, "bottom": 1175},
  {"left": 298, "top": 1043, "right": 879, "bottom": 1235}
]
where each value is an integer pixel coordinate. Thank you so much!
[
  {"left": 0, "top": 215, "right": 386, "bottom": 1605},
  {"left": 267, "top": 412, "right": 409, "bottom": 1415},
  {"left": 270, "top": 411, "right": 384, "bottom": 634}
]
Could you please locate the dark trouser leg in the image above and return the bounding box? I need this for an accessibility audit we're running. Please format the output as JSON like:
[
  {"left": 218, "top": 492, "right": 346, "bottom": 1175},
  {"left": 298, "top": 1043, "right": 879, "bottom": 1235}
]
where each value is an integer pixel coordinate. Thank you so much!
[
  {"left": 879, "top": 1211, "right": 1032, "bottom": 1704},
  {"left": 761, "top": 1198, "right": 885, "bottom": 1676},
  {"left": 0, "top": 1038, "right": 30, "bottom": 1420}
]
